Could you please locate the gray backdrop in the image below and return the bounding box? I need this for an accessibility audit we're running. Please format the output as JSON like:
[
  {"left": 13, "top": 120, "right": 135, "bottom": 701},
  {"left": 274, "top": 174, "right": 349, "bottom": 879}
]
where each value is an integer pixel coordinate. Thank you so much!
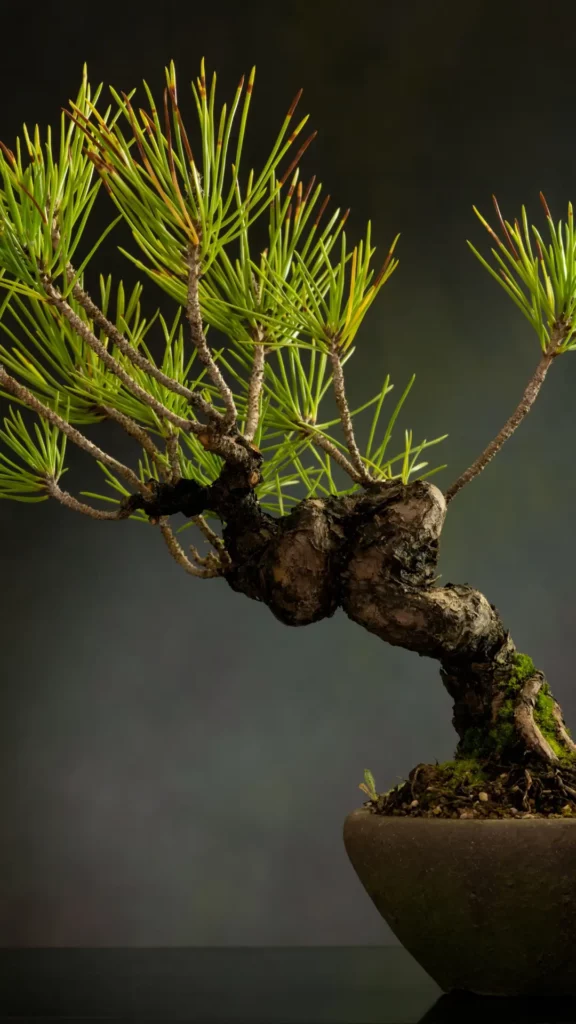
[{"left": 1, "top": 0, "right": 576, "bottom": 945}]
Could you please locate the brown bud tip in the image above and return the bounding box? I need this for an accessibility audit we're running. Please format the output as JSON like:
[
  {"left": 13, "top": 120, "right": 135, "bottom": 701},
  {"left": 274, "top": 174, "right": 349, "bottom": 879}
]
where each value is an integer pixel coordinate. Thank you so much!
[
  {"left": 314, "top": 194, "right": 330, "bottom": 227},
  {"left": 0, "top": 140, "right": 16, "bottom": 165},
  {"left": 286, "top": 88, "right": 303, "bottom": 119},
  {"left": 539, "top": 191, "right": 552, "bottom": 218},
  {"left": 302, "top": 175, "right": 317, "bottom": 205}
]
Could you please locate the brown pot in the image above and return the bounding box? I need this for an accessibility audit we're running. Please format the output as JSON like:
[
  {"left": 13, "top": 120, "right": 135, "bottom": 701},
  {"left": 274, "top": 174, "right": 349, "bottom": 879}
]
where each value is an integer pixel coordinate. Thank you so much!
[{"left": 343, "top": 808, "right": 576, "bottom": 996}]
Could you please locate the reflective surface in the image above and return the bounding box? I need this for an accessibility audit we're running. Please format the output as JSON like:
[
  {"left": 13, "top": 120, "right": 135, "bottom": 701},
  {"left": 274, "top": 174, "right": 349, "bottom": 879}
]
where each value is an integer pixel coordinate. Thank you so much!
[{"left": 0, "top": 946, "right": 575, "bottom": 1022}]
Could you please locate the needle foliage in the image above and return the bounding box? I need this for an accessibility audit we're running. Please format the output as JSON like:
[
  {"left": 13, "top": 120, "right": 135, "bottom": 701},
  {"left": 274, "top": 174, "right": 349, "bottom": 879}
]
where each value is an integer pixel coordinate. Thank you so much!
[{"left": 0, "top": 60, "right": 451, "bottom": 525}]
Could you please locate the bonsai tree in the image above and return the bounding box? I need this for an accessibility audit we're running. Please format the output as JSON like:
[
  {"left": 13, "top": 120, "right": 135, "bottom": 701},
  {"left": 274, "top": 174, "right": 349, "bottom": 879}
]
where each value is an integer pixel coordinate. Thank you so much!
[{"left": 1, "top": 60, "right": 575, "bottom": 819}]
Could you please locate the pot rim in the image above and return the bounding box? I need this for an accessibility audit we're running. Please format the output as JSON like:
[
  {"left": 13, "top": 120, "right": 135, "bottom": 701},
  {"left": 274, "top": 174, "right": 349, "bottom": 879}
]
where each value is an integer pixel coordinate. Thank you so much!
[{"left": 345, "top": 807, "right": 576, "bottom": 823}]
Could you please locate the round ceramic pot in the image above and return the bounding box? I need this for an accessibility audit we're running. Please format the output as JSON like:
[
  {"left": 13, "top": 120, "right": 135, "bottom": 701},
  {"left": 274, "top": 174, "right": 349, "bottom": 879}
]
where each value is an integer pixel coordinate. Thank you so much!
[{"left": 343, "top": 808, "right": 576, "bottom": 996}]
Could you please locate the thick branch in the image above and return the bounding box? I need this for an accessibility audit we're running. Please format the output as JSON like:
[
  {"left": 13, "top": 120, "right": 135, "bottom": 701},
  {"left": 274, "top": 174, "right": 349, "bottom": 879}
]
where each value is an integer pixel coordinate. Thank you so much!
[
  {"left": 329, "top": 344, "right": 372, "bottom": 485},
  {"left": 0, "top": 365, "right": 147, "bottom": 495},
  {"left": 445, "top": 323, "right": 567, "bottom": 503},
  {"left": 186, "top": 244, "right": 237, "bottom": 428}
]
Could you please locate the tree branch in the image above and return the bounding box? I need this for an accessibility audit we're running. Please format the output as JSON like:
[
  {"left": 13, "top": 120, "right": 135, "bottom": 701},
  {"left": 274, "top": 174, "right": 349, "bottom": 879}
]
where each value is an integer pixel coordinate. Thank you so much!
[
  {"left": 244, "top": 340, "right": 267, "bottom": 442},
  {"left": 97, "top": 403, "right": 169, "bottom": 480},
  {"left": 70, "top": 277, "right": 221, "bottom": 426},
  {"left": 165, "top": 430, "right": 181, "bottom": 482},
  {"left": 445, "top": 323, "right": 568, "bottom": 503},
  {"left": 305, "top": 427, "right": 365, "bottom": 483},
  {"left": 329, "top": 343, "right": 373, "bottom": 485},
  {"left": 0, "top": 365, "right": 147, "bottom": 495},
  {"left": 41, "top": 277, "right": 203, "bottom": 437},
  {"left": 186, "top": 244, "right": 237, "bottom": 428},
  {"left": 191, "top": 514, "right": 232, "bottom": 569},
  {"left": 158, "top": 517, "right": 223, "bottom": 578},
  {"left": 45, "top": 477, "right": 132, "bottom": 518}
]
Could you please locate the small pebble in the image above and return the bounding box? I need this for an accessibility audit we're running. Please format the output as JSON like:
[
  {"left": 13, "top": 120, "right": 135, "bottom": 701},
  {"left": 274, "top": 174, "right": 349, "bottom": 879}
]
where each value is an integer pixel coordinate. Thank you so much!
[
  {"left": 478, "top": 792, "right": 489, "bottom": 802},
  {"left": 432, "top": 806, "right": 442, "bottom": 815},
  {"left": 410, "top": 799, "right": 419, "bottom": 807}
]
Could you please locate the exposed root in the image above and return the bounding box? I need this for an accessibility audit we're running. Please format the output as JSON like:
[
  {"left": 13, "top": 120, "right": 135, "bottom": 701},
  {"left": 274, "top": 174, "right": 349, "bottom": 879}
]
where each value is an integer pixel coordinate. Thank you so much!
[
  {"left": 552, "top": 703, "right": 576, "bottom": 754},
  {"left": 514, "top": 672, "right": 559, "bottom": 763},
  {"left": 365, "top": 757, "right": 576, "bottom": 819}
]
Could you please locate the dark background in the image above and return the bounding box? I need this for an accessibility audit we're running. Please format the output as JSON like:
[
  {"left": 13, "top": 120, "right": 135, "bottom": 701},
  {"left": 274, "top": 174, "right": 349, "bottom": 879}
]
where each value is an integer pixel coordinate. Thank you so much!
[{"left": 1, "top": 0, "right": 576, "bottom": 946}]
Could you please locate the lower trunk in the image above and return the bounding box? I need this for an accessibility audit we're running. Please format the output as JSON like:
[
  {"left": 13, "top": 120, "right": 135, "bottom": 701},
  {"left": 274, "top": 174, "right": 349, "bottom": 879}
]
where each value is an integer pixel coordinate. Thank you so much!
[
  {"left": 441, "top": 649, "right": 576, "bottom": 766},
  {"left": 135, "top": 470, "right": 576, "bottom": 770}
]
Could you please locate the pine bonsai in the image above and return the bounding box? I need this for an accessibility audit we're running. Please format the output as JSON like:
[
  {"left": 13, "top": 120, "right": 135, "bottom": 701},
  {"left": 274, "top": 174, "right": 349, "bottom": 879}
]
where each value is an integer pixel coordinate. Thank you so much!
[{"left": 1, "top": 61, "right": 575, "bottom": 819}]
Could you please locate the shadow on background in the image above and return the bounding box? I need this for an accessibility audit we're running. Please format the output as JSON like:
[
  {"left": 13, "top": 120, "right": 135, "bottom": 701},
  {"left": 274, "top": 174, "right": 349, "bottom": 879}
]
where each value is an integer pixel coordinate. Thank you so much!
[{"left": 420, "top": 991, "right": 576, "bottom": 1023}]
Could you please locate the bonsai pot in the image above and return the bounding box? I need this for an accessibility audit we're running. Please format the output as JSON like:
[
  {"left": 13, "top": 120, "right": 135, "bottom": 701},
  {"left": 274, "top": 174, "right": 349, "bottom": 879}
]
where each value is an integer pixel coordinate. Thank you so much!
[{"left": 343, "top": 809, "right": 576, "bottom": 997}]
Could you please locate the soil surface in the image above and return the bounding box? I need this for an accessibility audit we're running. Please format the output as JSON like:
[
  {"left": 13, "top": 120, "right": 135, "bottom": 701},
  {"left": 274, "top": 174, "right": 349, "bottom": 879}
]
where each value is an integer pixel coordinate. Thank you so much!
[{"left": 365, "top": 758, "right": 576, "bottom": 818}]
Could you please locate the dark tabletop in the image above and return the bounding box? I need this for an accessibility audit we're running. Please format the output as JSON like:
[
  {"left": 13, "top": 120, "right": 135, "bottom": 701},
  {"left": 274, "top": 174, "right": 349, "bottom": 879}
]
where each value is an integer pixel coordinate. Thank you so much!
[{"left": 0, "top": 946, "right": 575, "bottom": 1023}]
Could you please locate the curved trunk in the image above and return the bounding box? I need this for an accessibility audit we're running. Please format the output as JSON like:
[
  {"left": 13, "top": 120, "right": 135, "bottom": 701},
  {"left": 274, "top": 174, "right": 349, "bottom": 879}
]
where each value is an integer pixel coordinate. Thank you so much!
[{"left": 130, "top": 469, "right": 576, "bottom": 768}]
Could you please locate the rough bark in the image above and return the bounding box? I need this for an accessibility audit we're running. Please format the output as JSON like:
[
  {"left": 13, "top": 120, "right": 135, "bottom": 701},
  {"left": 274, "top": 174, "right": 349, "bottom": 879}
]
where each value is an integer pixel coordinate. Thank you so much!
[{"left": 124, "top": 465, "right": 575, "bottom": 768}]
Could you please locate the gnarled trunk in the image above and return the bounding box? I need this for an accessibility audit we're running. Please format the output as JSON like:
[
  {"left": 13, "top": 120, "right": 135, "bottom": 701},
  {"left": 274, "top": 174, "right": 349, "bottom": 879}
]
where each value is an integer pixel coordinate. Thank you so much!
[{"left": 132, "top": 469, "right": 576, "bottom": 768}]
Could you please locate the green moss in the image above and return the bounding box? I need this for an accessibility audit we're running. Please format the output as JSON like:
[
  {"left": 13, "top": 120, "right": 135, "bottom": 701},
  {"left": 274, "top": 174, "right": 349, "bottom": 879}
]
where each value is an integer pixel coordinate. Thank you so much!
[
  {"left": 458, "top": 652, "right": 539, "bottom": 761},
  {"left": 457, "top": 651, "right": 576, "bottom": 767},
  {"left": 437, "top": 757, "right": 487, "bottom": 787},
  {"left": 506, "top": 652, "right": 536, "bottom": 692},
  {"left": 534, "top": 688, "right": 566, "bottom": 759}
]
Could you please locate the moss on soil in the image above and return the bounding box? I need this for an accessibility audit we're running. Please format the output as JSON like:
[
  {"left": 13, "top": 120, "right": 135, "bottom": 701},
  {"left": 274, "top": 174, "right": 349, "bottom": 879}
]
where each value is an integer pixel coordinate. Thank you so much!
[
  {"left": 363, "top": 651, "right": 576, "bottom": 818},
  {"left": 366, "top": 756, "right": 576, "bottom": 819}
]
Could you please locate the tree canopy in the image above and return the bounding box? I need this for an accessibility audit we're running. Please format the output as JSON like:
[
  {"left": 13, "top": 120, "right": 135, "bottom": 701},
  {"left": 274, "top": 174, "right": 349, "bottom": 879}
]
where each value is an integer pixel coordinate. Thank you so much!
[{"left": 0, "top": 60, "right": 574, "bottom": 576}]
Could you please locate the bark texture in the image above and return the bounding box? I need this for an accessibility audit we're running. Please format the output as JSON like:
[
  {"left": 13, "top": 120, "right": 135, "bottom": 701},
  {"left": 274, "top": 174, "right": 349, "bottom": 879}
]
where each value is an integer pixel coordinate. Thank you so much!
[{"left": 125, "top": 466, "right": 575, "bottom": 768}]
